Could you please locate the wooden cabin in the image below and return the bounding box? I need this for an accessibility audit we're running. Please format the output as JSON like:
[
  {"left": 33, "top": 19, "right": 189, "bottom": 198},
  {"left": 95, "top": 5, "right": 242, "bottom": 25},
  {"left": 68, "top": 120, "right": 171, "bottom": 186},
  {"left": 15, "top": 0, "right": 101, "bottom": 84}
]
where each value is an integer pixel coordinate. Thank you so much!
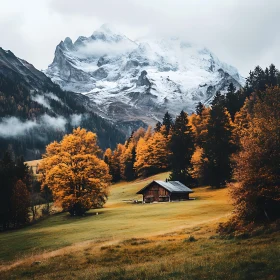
[{"left": 136, "top": 180, "right": 193, "bottom": 203}]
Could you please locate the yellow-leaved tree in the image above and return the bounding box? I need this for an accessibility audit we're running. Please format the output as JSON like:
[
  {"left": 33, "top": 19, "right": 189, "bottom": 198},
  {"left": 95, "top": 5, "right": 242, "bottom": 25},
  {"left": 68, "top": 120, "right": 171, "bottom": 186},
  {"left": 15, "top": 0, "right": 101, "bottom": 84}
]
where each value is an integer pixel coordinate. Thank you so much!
[
  {"left": 230, "top": 87, "right": 280, "bottom": 223},
  {"left": 134, "top": 137, "right": 150, "bottom": 177},
  {"left": 39, "top": 128, "right": 111, "bottom": 216}
]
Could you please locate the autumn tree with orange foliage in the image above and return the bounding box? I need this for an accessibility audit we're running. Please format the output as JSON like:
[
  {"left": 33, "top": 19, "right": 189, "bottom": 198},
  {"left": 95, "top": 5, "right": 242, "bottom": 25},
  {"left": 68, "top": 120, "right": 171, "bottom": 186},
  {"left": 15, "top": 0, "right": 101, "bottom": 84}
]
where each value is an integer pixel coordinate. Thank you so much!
[
  {"left": 134, "top": 137, "right": 150, "bottom": 177},
  {"left": 231, "top": 87, "right": 280, "bottom": 222},
  {"left": 134, "top": 126, "right": 169, "bottom": 177},
  {"left": 39, "top": 128, "right": 111, "bottom": 216},
  {"left": 146, "top": 128, "right": 169, "bottom": 174},
  {"left": 110, "top": 144, "right": 126, "bottom": 182},
  {"left": 189, "top": 105, "right": 210, "bottom": 147}
]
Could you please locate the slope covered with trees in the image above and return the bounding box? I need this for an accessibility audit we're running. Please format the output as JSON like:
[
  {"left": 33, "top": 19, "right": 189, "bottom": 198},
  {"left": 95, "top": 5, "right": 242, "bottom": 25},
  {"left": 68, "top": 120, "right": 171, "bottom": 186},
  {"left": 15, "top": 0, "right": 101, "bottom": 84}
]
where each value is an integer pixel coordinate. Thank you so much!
[
  {"left": 0, "top": 47, "right": 125, "bottom": 160},
  {"left": 105, "top": 64, "right": 280, "bottom": 227}
]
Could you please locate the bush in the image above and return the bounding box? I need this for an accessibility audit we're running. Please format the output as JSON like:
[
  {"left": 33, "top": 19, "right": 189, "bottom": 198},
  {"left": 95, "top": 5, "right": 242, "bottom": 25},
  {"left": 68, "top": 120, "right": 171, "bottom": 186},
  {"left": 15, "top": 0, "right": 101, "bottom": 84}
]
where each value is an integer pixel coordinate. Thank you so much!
[{"left": 184, "top": 235, "right": 196, "bottom": 242}]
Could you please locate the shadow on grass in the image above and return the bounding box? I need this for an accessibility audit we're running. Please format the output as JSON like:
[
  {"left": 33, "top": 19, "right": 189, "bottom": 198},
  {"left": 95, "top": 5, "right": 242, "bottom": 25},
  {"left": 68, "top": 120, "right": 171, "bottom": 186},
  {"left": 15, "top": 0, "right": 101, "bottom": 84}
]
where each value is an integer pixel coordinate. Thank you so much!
[{"left": 60, "top": 210, "right": 105, "bottom": 222}]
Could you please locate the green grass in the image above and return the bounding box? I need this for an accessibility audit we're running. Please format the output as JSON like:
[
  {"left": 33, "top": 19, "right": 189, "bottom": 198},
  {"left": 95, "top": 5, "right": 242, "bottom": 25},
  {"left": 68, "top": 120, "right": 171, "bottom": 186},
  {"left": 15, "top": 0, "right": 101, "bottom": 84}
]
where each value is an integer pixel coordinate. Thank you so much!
[
  {"left": 0, "top": 173, "right": 231, "bottom": 263},
  {"left": 1, "top": 172, "right": 279, "bottom": 279},
  {"left": 1, "top": 226, "right": 279, "bottom": 279}
]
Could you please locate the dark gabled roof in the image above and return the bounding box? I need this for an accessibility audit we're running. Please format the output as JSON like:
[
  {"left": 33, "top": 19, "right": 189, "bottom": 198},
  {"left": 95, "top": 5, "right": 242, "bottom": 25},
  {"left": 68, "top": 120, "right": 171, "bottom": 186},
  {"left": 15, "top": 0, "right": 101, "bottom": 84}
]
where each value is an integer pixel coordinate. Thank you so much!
[{"left": 136, "top": 180, "right": 193, "bottom": 194}]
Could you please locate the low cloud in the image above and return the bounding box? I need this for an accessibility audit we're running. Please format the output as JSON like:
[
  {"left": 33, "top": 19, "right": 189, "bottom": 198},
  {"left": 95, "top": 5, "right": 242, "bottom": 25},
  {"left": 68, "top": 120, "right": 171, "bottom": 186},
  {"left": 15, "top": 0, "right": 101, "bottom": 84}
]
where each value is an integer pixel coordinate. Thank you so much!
[
  {"left": 0, "top": 117, "right": 37, "bottom": 138},
  {"left": 0, "top": 114, "right": 68, "bottom": 138},
  {"left": 41, "top": 114, "right": 67, "bottom": 130},
  {"left": 70, "top": 114, "right": 82, "bottom": 127},
  {"left": 77, "top": 40, "right": 136, "bottom": 58},
  {"left": 31, "top": 94, "right": 51, "bottom": 109},
  {"left": 31, "top": 92, "right": 65, "bottom": 109}
]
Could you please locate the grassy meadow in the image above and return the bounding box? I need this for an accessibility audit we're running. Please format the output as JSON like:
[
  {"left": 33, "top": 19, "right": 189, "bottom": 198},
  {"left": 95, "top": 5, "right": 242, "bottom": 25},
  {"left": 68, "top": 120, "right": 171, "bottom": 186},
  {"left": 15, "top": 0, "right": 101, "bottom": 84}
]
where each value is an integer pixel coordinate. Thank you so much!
[
  {"left": 26, "top": 160, "right": 41, "bottom": 175},
  {"left": 0, "top": 172, "right": 279, "bottom": 279}
]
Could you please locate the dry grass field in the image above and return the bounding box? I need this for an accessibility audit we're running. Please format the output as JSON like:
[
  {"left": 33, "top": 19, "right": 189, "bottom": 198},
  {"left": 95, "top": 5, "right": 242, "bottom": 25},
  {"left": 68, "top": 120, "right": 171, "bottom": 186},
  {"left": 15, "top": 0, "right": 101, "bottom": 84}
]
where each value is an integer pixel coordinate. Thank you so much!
[
  {"left": 25, "top": 159, "right": 41, "bottom": 175},
  {"left": 0, "top": 172, "right": 279, "bottom": 279}
]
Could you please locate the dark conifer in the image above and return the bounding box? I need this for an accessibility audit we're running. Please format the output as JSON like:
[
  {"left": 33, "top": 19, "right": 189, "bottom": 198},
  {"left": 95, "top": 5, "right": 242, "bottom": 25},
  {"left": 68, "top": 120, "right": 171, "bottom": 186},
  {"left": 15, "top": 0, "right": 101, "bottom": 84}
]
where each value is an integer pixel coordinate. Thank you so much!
[
  {"left": 162, "top": 112, "right": 173, "bottom": 136},
  {"left": 123, "top": 145, "right": 136, "bottom": 181},
  {"left": 211, "top": 91, "right": 225, "bottom": 107},
  {"left": 169, "top": 111, "right": 195, "bottom": 185},
  {"left": 0, "top": 151, "right": 14, "bottom": 230},
  {"left": 195, "top": 102, "right": 204, "bottom": 116},
  {"left": 0, "top": 151, "right": 31, "bottom": 230},
  {"left": 154, "top": 121, "right": 162, "bottom": 132},
  {"left": 200, "top": 102, "right": 235, "bottom": 188},
  {"left": 225, "top": 83, "right": 240, "bottom": 120},
  {"left": 10, "top": 180, "right": 30, "bottom": 227},
  {"left": 125, "top": 131, "right": 134, "bottom": 148}
]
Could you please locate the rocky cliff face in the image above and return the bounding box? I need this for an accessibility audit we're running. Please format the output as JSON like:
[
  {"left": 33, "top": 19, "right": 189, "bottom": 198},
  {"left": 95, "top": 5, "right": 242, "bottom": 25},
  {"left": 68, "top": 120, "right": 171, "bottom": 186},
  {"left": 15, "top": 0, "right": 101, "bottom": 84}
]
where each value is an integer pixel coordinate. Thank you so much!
[{"left": 45, "top": 24, "right": 245, "bottom": 128}]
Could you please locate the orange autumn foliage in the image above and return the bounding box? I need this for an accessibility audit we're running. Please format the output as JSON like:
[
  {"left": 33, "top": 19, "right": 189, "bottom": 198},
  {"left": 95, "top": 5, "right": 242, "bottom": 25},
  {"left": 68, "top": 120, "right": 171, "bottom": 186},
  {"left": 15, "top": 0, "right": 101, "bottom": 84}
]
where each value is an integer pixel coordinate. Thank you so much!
[
  {"left": 231, "top": 87, "right": 280, "bottom": 222},
  {"left": 39, "top": 127, "right": 111, "bottom": 216},
  {"left": 134, "top": 126, "right": 169, "bottom": 177}
]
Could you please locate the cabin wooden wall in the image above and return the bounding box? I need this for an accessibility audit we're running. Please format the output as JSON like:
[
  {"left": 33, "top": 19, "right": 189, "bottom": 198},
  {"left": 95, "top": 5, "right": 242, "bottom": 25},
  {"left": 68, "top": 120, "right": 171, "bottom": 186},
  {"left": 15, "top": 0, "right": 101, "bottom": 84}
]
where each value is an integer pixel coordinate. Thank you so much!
[
  {"left": 143, "top": 182, "right": 170, "bottom": 202},
  {"left": 170, "top": 193, "right": 190, "bottom": 201},
  {"left": 142, "top": 182, "right": 191, "bottom": 203}
]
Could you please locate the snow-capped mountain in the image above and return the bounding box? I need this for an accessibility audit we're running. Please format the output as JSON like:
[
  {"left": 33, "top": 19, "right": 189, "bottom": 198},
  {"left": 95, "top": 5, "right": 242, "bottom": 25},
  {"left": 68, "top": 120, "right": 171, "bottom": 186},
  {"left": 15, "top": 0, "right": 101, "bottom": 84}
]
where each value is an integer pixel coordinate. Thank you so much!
[{"left": 45, "top": 24, "right": 245, "bottom": 128}]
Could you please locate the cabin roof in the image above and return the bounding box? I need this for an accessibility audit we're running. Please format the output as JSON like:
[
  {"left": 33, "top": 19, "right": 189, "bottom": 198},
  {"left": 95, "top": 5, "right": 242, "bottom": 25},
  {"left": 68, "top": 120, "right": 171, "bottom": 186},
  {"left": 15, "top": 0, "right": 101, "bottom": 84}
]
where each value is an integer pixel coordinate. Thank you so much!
[{"left": 136, "top": 180, "right": 193, "bottom": 194}]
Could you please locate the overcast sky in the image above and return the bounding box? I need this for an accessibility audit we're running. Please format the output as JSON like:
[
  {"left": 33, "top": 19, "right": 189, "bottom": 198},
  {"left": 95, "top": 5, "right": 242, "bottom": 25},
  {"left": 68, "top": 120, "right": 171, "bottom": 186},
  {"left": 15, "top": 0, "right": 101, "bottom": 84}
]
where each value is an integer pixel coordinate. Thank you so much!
[{"left": 1, "top": 0, "right": 280, "bottom": 76}]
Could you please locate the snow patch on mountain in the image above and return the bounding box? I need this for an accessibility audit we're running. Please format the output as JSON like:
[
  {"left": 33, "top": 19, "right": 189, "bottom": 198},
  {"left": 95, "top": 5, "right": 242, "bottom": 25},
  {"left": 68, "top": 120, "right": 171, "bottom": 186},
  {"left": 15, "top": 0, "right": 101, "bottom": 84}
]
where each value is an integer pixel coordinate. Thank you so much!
[{"left": 45, "top": 24, "right": 245, "bottom": 128}]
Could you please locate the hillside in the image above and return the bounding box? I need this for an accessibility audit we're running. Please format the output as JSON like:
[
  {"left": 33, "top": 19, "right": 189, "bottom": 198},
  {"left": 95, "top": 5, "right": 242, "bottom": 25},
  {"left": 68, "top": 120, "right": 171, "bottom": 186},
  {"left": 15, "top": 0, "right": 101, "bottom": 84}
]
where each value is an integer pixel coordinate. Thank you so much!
[
  {"left": 0, "top": 47, "right": 125, "bottom": 160},
  {"left": 0, "top": 173, "right": 279, "bottom": 279},
  {"left": 45, "top": 24, "right": 245, "bottom": 132}
]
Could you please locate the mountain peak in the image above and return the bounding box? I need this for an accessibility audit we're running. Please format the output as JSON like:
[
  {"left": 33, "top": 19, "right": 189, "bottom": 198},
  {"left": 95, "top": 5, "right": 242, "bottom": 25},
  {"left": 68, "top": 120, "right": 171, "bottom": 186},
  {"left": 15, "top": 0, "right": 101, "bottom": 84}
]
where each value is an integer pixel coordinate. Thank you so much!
[
  {"left": 64, "top": 37, "right": 73, "bottom": 45},
  {"left": 45, "top": 29, "right": 245, "bottom": 131},
  {"left": 94, "top": 23, "right": 120, "bottom": 35},
  {"left": 63, "top": 37, "right": 74, "bottom": 50},
  {"left": 91, "top": 24, "right": 127, "bottom": 42}
]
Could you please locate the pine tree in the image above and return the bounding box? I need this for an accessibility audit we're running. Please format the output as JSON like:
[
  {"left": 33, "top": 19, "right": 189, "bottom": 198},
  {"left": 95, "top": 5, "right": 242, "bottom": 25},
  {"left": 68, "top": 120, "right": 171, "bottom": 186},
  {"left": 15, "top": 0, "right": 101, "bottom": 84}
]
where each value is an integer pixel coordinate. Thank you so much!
[
  {"left": 244, "top": 65, "right": 277, "bottom": 96},
  {"left": 225, "top": 83, "right": 237, "bottom": 120},
  {"left": 125, "top": 131, "right": 134, "bottom": 148},
  {"left": 200, "top": 101, "right": 235, "bottom": 188},
  {"left": 162, "top": 111, "right": 173, "bottom": 136},
  {"left": 268, "top": 64, "right": 279, "bottom": 86},
  {"left": 154, "top": 121, "right": 162, "bottom": 132},
  {"left": 120, "top": 143, "right": 136, "bottom": 181},
  {"left": 0, "top": 151, "right": 31, "bottom": 229},
  {"left": 196, "top": 102, "right": 204, "bottom": 116},
  {"left": 10, "top": 180, "right": 30, "bottom": 227},
  {"left": 0, "top": 151, "right": 15, "bottom": 230},
  {"left": 169, "top": 111, "right": 195, "bottom": 185},
  {"left": 212, "top": 91, "right": 225, "bottom": 107},
  {"left": 224, "top": 83, "right": 247, "bottom": 121}
]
